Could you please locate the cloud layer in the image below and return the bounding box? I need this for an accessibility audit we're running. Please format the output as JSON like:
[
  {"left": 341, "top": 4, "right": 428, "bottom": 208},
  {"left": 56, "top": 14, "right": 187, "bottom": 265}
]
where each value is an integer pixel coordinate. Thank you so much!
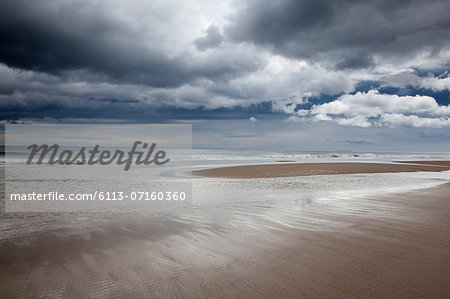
[{"left": 0, "top": 0, "right": 449, "bottom": 128}]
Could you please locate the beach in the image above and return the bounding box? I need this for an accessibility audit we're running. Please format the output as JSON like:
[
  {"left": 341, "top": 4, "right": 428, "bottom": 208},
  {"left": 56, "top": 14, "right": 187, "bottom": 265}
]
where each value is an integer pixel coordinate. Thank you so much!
[
  {"left": 192, "top": 161, "right": 450, "bottom": 178},
  {"left": 1, "top": 159, "right": 450, "bottom": 297},
  {"left": 2, "top": 0, "right": 449, "bottom": 296}
]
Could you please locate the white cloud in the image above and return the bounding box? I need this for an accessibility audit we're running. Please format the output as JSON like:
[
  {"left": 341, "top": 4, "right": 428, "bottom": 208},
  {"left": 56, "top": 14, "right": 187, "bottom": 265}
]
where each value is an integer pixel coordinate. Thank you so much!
[
  {"left": 313, "top": 114, "right": 332, "bottom": 122},
  {"left": 379, "top": 71, "right": 450, "bottom": 93},
  {"left": 311, "top": 90, "right": 450, "bottom": 118},
  {"left": 337, "top": 116, "right": 371, "bottom": 127},
  {"left": 236, "top": 55, "right": 356, "bottom": 105},
  {"left": 379, "top": 113, "right": 450, "bottom": 128},
  {"left": 271, "top": 95, "right": 309, "bottom": 113},
  {"left": 289, "top": 90, "right": 450, "bottom": 128},
  {"left": 420, "top": 74, "right": 450, "bottom": 92}
]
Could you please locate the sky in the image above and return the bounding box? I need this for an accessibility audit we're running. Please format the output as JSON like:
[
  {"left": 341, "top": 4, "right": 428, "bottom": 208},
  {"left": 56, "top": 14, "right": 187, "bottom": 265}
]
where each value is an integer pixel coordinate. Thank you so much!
[{"left": 0, "top": 0, "right": 449, "bottom": 151}]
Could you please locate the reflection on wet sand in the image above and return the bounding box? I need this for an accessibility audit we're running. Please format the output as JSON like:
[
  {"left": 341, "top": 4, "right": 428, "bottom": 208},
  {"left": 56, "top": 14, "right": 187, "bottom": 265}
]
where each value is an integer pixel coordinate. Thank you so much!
[{"left": 1, "top": 182, "right": 450, "bottom": 297}]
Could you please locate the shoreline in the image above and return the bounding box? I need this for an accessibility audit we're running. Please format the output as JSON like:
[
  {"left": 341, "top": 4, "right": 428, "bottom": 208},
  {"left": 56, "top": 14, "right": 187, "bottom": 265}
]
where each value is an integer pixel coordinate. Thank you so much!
[{"left": 192, "top": 161, "right": 450, "bottom": 178}]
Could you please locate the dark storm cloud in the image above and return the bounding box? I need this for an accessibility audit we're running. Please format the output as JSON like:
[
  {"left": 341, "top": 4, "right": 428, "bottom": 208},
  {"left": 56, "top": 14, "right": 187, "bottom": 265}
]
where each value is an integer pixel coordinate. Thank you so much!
[
  {"left": 335, "top": 52, "right": 374, "bottom": 70},
  {"left": 226, "top": 0, "right": 450, "bottom": 68},
  {"left": 0, "top": 0, "right": 449, "bottom": 128},
  {"left": 0, "top": 0, "right": 258, "bottom": 88},
  {"left": 194, "top": 25, "right": 224, "bottom": 51},
  {"left": 228, "top": 0, "right": 335, "bottom": 45}
]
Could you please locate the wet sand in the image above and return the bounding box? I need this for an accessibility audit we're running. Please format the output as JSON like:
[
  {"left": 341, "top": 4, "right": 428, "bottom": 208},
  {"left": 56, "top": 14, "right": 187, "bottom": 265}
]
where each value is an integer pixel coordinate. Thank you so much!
[
  {"left": 192, "top": 161, "right": 450, "bottom": 178},
  {"left": 1, "top": 183, "right": 450, "bottom": 298}
]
